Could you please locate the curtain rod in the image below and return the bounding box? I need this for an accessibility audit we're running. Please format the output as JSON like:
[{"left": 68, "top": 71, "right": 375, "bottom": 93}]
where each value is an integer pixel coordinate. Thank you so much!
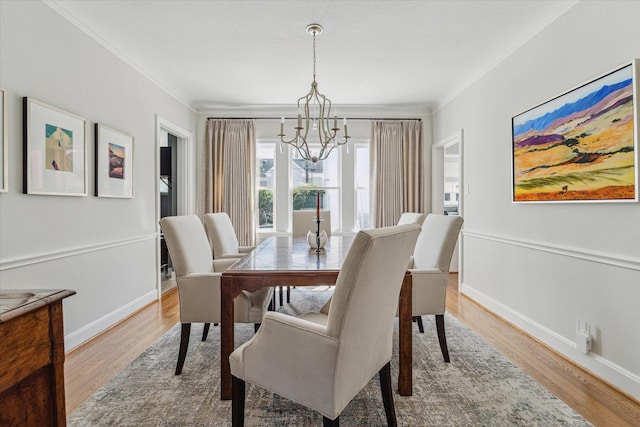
[{"left": 207, "top": 117, "right": 422, "bottom": 121}]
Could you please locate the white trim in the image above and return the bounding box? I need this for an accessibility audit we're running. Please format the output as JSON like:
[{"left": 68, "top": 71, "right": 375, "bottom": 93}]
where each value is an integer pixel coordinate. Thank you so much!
[
  {"left": 64, "top": 289, "right": 157, "bottom": 351},
  {"left": 464, "top": 230, "right": 640, "bottom": 271},
  {"left": 461, "top": 281, "right": 640, "bottom": 400},
  {"left": 155, "top": 116, "right": 195, "bottom": 298},
  {"left": 0, "top": 234, "right": 156, "bottom": 271}
]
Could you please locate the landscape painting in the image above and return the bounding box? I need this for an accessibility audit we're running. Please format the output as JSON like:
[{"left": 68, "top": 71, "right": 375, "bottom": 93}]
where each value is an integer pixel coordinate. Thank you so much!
[
  {"left": 108, "top": 142, "right": 125, "bottom": 179},
  {"left": 95, "top": 123, "right": 134, "bottom": 198},
  {"left": 512, "top": 60, "right": 638, "bottom": 202}
]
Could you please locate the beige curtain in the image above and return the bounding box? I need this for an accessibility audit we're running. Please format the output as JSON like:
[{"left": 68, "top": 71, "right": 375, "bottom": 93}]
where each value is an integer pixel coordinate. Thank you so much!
[
  {"left": 203, "top": 119, "right": 256, "bottom": 246},
  {"left": 370, "top": 120, "right": 423, "bottom": 227}
]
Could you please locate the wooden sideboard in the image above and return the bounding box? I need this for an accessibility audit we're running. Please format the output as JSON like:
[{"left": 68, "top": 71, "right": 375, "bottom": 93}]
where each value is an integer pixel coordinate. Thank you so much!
[{"left": 0, "top": 289, "right": 75, "bottom": 426}]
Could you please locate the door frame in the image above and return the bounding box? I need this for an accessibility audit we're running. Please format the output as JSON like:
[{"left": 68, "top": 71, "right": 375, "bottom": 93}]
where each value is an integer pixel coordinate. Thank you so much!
[
  {"left": 432, "top": 129, "right": 464, "bottom": 287},
  {"left": 155, "top": 115, "right": 195, "bottom": 297}
]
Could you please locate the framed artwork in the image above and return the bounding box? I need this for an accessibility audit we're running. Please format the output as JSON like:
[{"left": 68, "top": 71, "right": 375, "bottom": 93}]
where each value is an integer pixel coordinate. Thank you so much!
[
  {"left": 23, "top": 97, "right": 88, "bottom": 196},
  {"left": 95, "top": 123, "right": 134, "bottom": 198},
  {"left": 0, "top": 89, "right": 7, "bottom": 193},
  {"left": 512, "top": 59, "right": 638, "bottom": 203}
]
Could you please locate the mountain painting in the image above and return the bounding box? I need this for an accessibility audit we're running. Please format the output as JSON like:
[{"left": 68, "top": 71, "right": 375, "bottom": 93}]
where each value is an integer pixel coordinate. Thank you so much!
[{"left": 512, "top": 61, "right": 637, "bottom": 202}]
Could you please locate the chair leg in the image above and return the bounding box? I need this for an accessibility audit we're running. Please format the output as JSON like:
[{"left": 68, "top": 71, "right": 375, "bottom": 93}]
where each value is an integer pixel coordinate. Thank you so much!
[
  {"left": 202, "top": 323, "right": 210, "bottom": 341},
  {"left": 379, "top": 362, "right": 398, "bottom": 427},
  {"left": 254, "top": 323, "right": 261, "bottom": 333},
  {"left": 232, "top": 376, "right": 245, "bottom": 427},
  {"left": 413, "top": 316, "right": 424, "bottom": 333},
  {"left": 286, "top": 285, "right": 291, "bottom": 303},
  {"left": 323, "top": 416, "right": 339, "bottom": 426},
  {"left": 279, "top": 286, "right": 283, "bottom": 306},
  {"left": 435, "top": 314, "right": 450, "bottom": 363},
  {"left": 271, "top": 291, "right": 276, "bottom": 309},
  {"left": 175, "top": 323, "right": 191, "bottom": 375}
]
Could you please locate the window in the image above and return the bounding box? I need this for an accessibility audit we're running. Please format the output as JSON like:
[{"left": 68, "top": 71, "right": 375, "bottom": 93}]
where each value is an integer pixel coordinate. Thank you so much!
[
  {"left": 354, "top": 144, "right": 370, "bottom": 229},
  {"left": 291, "top": 150, "right": 339, "bottom": 233},
  {"left": 256, "top": 143, "right": 276, "bottom": 229},
  {"left": 256, "top": 140, "right": 369, "bottom": 234}
]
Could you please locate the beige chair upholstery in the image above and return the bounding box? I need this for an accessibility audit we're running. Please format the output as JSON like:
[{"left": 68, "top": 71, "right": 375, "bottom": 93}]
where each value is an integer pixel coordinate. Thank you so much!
[
  {"left": 317, "top": 212, "right": 424, "bottom": 315},
  {"left": 397, "top": 212, "right": 426, "bottom": 227},
  {"left": 159, "top": 215, "right": 273, "bottom": 375},
  {"left": 409, "top": 213, "right": 464, "bottom": 362},
  {"left": 292, "top": 210, "right": 332, "bottom": 237},
  {"left": 203, "top": 212, "right": 255, "bottom": 260},
  {"left": 230, "top": 224, "right": 421, "bottom": 426}
]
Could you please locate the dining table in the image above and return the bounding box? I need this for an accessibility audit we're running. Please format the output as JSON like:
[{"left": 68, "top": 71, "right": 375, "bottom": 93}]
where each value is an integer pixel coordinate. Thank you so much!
[{"left": 219, "top": 235, "right": 414, "bottom": 400}]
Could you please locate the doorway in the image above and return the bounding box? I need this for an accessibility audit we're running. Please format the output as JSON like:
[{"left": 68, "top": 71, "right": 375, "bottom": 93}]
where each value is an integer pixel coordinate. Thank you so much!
[
  {"left": 432, "top": 130, "right": 463, "bottom": 277},
  {"left": 155, "top": 116, "right": 195, "bottom": 297},
  {"left": 159, "top": 132, "right": 178, "bottom": 293}
]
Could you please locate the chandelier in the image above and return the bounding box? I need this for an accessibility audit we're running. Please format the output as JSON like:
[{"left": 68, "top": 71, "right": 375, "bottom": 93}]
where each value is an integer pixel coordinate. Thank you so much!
[{"left": 278, "top": 24, "right": 349, "bottom": 163}]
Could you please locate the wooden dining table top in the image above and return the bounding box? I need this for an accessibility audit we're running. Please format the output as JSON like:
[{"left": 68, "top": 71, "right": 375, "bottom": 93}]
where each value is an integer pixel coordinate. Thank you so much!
[{"left": 225, "top": 235, "right": 355, "bottom": 275}]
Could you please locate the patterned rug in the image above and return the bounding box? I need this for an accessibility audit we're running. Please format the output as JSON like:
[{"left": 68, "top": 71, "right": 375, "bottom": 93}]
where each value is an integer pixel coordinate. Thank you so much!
[{"left": 68, "top": 287, "right": 591, "bottom": 426}]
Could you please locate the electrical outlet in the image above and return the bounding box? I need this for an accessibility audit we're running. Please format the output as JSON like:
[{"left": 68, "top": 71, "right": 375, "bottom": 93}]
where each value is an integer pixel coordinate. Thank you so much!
[{"left": 576, "top": 320, "right": 592, "bottom": 354}]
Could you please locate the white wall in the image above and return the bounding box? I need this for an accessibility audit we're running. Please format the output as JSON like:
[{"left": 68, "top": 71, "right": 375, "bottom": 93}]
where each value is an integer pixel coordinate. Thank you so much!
[
  {"left": 0, "top": 1, "right": 196, "bottom": 349},
  {"left": 434, "top": 0, "right": 640, "bottom": 399}
]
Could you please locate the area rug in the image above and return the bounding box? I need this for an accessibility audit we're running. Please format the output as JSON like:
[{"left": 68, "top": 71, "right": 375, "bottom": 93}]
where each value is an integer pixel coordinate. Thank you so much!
[{"left": 68, "top": 287, "right": 591, "bottom": 426}]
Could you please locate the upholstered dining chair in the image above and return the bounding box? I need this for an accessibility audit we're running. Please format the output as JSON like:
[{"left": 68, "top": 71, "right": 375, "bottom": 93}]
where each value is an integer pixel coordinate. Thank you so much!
[
  {"left": 409, "top": 213, "right": 464, "bottom": 363},
  {"left": 159, "top": 215, "right": 273, "bottom": 375},
  {"left": 230, "top": 224, "right": 421, "bottom": 427},
  {"left": 203, "top": 212, "right": 255, "bottom": 260},
  {"left": 397, "top": 212, "right": 426, "bottom": 227},
  {"left": 292, "top": 209, "right": 332, "bottom": 238},
  {"left": 316, "top": 212, "right": 424, "bottom": 315}
]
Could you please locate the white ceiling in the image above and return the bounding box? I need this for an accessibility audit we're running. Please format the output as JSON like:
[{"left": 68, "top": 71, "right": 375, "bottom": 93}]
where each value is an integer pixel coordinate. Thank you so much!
[{"left": 47, "top": 0, "right": 578, "bottom": 115}]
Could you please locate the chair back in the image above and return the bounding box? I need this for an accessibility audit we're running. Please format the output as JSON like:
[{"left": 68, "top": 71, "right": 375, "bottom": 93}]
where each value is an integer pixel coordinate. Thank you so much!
[
  {"left": 292, "top": 210, "right": 332, "bottom": 237},
  {"left": 413, "top": 214, "right": 464, "bottom": 271},
  {"left": 203, "top": 212, "right": 240, "bottom": 259},
  {"left": 326, "top": 224, "right": 421, "bottom": 396},
  {"left": 397, "top": 212, "right": 426, "bottom": 226},
  {"left": 160, "top": 215, "right": 213, "bottom": 277}
]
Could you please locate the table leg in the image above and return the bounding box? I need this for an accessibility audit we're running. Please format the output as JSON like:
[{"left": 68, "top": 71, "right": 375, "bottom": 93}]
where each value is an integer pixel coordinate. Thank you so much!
[
  {"left": 398, "top": 274, "right": 413, "bottom": 396},
  {"left": 220, "top": 275, "right": 234, "bottom": 400}
]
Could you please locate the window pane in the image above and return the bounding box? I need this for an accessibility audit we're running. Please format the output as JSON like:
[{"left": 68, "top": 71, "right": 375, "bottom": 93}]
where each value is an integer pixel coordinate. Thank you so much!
[
  {"left": 257, "top": 143, "right": 275, "bottom": 230},
  {"left": 356, "top": 188, "right": 370, "bottom": 229},
  {"left": 355, "top": 145, "right": 370, "bottom": 230},
  {"left": 291, "top": 150, "right": 338, "bottom": 187},
  {"left": 292, "top": 188, "right": 338, "bottom": 233},
  {"left": 257, "top": 143, "right": 275, "bottom": 188},
  {"left": 258, "top": 189, "right": 274, "bottom": 228}
]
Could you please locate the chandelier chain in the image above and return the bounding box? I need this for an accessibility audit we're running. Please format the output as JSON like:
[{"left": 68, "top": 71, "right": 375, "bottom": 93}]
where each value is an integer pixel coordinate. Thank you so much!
[{"left": 312, "top": 30, "right": 317, "bottom": 82}]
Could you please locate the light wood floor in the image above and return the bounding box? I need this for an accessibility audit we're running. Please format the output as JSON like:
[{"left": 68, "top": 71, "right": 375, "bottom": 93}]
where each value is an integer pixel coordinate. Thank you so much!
[{"left": 64, "top": 275, "right": 640, "bottom": 426}]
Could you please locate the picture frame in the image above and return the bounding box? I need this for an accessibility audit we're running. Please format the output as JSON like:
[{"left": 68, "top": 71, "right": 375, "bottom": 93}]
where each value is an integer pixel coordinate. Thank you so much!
[
  {"left": 511, "top": 59, "right": 638, "bottom": 203},
  {"left": 23, "top": 97, "right": 88, "bottom": 196},
  {"left": 95, "top": 123, "right": 134, "bottom": 198},
  {"left": 0, "top": 89, "right": 7, "bottom": 193}
]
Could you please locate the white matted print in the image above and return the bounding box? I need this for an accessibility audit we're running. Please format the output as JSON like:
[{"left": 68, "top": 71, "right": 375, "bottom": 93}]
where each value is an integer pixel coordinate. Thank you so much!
[
  {"left": 23, "top": 97, "right": 87, "bottom": 196},
  {"left": 0, "top": 89, "right": 7, "bottom": 193},
  {"left": 95, "top": 124, "right": 134, "bottom": 198}
]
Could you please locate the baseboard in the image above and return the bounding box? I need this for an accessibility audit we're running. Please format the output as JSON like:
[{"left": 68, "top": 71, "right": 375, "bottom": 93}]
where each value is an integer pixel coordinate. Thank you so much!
[
  {"left": 461, "top": 282, "right": 640, "bottom": 401},
  {"left": 64, "top": 289, "right": 157, "bottom": 351}
]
